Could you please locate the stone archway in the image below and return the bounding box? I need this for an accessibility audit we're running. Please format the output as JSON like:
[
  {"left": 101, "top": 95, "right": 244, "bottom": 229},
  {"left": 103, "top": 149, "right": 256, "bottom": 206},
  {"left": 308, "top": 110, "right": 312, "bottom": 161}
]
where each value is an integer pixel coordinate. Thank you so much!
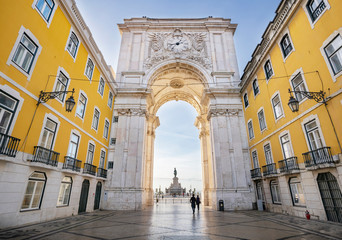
[{"left": 103, "top": 17, "right": 254, "bottom": 211}]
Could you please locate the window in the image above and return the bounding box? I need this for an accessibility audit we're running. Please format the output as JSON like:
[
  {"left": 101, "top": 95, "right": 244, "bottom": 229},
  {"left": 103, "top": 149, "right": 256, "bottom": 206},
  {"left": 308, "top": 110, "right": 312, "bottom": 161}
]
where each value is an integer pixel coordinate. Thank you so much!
[
  {"left": 98, "top": 77, "right": 105, "bottom": 96},
  {"left": 306, "top": 0, "right": 326, "bottom": 22},
  {"left": 264, "top": 60, "right": 273, "bottom": 80},
  {"left": 243, "top": 93, "right": 249, "bottom": 108},
  {"left": 257, "top": 109, "right": 266, "bottom": 131},
  {"left": 280, "top": 134, "right": 293, "bottom": 159},
  {"left": 291, "top": 73, "right": 307, "bottom": 102},
  {"left": 86, "top": 143, "right": 95, "bottom": 164},
  {"left": 270, "top": 180, "right": 281, "bottom": 204},
  {"left": 280, "top": 34, "right": 293, "bottom": 58},
  {"left": 256, "top": 181, "right": 263, "bottom": 200},
  {"left": 66, "top": 32, "right": 79, "bottom": 58},
  {"left": 272, "top": 94, "right": 284, "bottom": 120},
  {"left": 103, "top": 120, "right": 109, "bottom": 139},
  {"left": 21, "top": 172, "right": 46, "bottom": 210},
  {"left": 35, "top": 0, "right": 55, "bottom": 21},
  {"left": 40, "top": 118, "right": 57, "bottom": 149},
  {"left": 108, "top": 161, "right": 114, "bottom": 169},
  {"left": 85, "top": 58, "right": 94, "bottom": 80},
  {"left": 57, "top": 177, "right": 72, "bottom": 206},
  {"left": 252, "top": 150, "right": 259, "bottom": 168},
  {"left": 252, "top": 79, "right": 259, "bottom": 96},
  {"left": 99, "top": 150, "right": 106, "bottom": 169},
  {"left": 304, "top": 119, "right": 323, "bottom": 151},
  {"left": 0, "top": 91, "right": 19, "bottom": 134},
  {"left": 108, "top": 91, "right": 113, "bottom": 108},
  {"left": 76, "top": 93, "right": 87, "bottom": 119},
  {"left": 54, "top": 72, "right": 69, "bottom": 101},
  {"left": 264, "top": 143, "right": 273, "bottom": 164},
  {"left": 12, "top": 33, "right": 38, "bottom": 73},
  {"left": 113, "top": 116, "right": 118, "bottom": 123},
  {"left": 289, "top": 178, "right": 306, "bottom": 206},
  {"left": 110, "top": 138, "right": 116, "bottom": 145},
  {"left": 324, "top": 35, "right": 342, "bottom": 75},
  {"left": 67, "top": 133, "right": 79, "bottom": 158},
  {"left": 247, "top": 120, "right": 254, "bottom": 139},
  {"left": 92, "top": 109, "right": 100, "bottom": 130}
]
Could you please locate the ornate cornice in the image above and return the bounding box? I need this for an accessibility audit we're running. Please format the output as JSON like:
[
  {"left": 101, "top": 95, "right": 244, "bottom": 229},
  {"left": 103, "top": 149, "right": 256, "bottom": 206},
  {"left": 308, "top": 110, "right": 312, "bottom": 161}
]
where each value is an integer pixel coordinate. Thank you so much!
[
  {"left": 117, "top": 108, "right": 147, "bottom": 117},
  {"left": 207, "top": 108, "right": 241, "bottom": 120}
]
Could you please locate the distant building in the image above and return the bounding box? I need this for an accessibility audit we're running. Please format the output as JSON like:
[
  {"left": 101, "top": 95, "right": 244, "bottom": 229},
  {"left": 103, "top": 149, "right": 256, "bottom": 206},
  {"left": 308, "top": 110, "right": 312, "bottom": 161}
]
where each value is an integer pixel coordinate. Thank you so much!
[
  {"left": 240, "top": 0, "right": 342, "bottom": 222},
  {"left": 0, "top": 0, "right": 116, "bottom": 228}
]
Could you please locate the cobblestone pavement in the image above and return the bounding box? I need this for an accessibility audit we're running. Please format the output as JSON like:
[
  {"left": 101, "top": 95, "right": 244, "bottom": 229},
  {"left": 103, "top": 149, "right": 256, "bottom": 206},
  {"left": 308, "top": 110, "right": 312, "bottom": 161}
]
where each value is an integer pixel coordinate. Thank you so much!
[{"left": 1, "top": 203, "right": 342, "bottom": 240}]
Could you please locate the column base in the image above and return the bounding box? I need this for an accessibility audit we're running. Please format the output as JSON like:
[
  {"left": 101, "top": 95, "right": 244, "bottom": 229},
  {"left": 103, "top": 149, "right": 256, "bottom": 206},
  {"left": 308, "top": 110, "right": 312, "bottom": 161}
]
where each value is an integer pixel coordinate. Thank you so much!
[
  {"left": 102, "top": 188, "right": 143, "bottom": 210},
  {"left": 209, "top": 188, "right": 254, "bottom": 210}
]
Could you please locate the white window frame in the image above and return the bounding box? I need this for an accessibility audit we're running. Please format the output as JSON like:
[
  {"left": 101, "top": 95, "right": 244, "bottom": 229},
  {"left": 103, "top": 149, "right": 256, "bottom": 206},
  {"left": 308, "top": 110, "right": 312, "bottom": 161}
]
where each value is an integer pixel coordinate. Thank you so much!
[
  {"left": 52, "top": 67, "right": 70, "bottom": 105},
  {"left": 6, "top": 26, "right": 42, "bottom": 80},
  {"left": 98, "top": 76, "right": 105, "bottom": 97},
  {"left": 99, "top": 148, "right": 106, "bottom": 169},
  {"left": 31, "top": 0, "right": 58, "bottom": 28},
  {"left": 92, "top": 107, "right": 100, "bottom": 131},
  {"left": 288, "top": 68, "right": 309, "bottom": 104},
  {"left": 247, "top": 119, "right": 254, "bottom": 140},
  {"left": 320, "top": 29, "right": 342, "bottom": 82},
  {"left": 37, "top": 113, "right": 60, "bottom": 150},
  {"left": 86, "top": 140, "right": 95, "bottom": 164},
  {"left": 263, "top": 141, "right": 274, "bottom": 165},
  {"left": 270, "top": 180, "right": 282, "bottom": 204},
  {"left": 289, "top": 177, "right": 306, "bottom": 207},
  {"left": 279, "top": 130, "right": 295, "bottom": 159},
  {"left": 65, "top": 28, "right": 80, "bottom": 61},
  {"left": 0, "top": 85, "right": 24, "bottom": 135},
  {"left": 21, "top": 172, "right": 47, "bottom": 211},
  {"left": 84, "top": 56, "right": 95, "bottom": 81},
  {"left": 251, "top": 149, "right": 259, "bottom": 169},
  {"left": 252, "top": 78, "right": 259, "bottom": 97},
  {"left": 56, "top": 176, "right": 72, "bottom": 207},
  {"left": 75, "top": 90, "right": 87, "bottom": 120},
  {"left": 67, "top": 129, "right": 81, "bottom": 159},
  {"left": 108, "top": 91, "right": 114, "bottom": 109},
  {"left": 103, "top": 118, "right": 110, "bottom": 139},
  {"left": 301, "top": 114, "right": 327, "bottom": 152},
  {"left": 277, "top": 29, "right": 295, "bottom": 61},
  {"left": 257, "top": 107, "right": 267, "bottom": 132},
  {"left": 303, "top": 0, "right": 330, "bottom": 29},
  {"left": 263, "top": 56, "right": 274, "bottom": 82},
  {"left": 270, "top": 91, "right": 285, "bottom": 121}
]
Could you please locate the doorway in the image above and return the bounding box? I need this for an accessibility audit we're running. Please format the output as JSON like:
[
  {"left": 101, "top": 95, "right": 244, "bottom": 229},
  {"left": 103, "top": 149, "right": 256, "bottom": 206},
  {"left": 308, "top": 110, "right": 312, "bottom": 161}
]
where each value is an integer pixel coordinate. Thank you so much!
[
  {"left": 94, "top": 181, "right": 102, "bottom": 210},
  {"left": 317, "top": 172, "right": 342, "bottom": 222},
  {"left": 78, "top": 179, "right": 90, "bottom": 213}
]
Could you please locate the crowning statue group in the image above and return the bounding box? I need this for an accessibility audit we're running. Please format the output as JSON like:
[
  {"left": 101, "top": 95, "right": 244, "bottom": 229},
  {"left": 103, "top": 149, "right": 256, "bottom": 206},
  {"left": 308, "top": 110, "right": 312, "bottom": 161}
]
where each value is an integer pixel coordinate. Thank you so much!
[{"left": 190, "top": 194, "right": 201, "bottom": 214}]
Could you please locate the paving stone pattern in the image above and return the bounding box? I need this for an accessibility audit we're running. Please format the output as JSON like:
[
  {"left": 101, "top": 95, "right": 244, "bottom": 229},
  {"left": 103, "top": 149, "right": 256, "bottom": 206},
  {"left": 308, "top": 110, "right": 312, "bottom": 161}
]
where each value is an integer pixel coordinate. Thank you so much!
[{"left": 0, "top": 203, "right": 341, "bottom": 240}]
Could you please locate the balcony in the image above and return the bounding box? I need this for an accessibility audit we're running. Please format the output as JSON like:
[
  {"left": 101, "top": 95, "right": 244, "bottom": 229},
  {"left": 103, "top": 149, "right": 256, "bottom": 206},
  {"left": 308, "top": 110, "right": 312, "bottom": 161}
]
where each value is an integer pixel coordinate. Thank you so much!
[
  {"left": 83, "top": 163, "right": 97, "bottom": 176},
  {"left": 31, "top": 146, "right": 59, "bottom": 167},
  {"left": 63, "top": 156, "right": 82, "bottom": 172},
  {"left": 303, "top": 147, "right": 333, "bottom": 167},
  {"left": 278, "top": 157, "right": 300, "bottom": 173},
  {"left": 262, "top": 163, "right": 277, "bottom": 176},
  {"left": 250, "top": 168, "right": 262, "bottom": 179},
  {"left": 97, "top": 168, "right": 107, "bottom": 178},
  {"left": 0, "top": 133, "right": 20, "bottom": 157}
]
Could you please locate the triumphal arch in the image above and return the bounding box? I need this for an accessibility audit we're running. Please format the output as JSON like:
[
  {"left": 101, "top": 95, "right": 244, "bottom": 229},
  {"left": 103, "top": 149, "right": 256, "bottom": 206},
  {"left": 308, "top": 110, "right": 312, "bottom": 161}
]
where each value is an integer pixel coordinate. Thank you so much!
[{"left": 104, "top": 17, "right": 254, "bottom": 210}]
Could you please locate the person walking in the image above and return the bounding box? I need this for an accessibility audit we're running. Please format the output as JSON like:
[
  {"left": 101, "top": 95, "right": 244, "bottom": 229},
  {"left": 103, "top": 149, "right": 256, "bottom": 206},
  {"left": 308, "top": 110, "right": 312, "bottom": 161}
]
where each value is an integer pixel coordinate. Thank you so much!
[
  {"left": 196, "top": 194, "right": 201, "bottom": 212},
  {"left": 190, "top": 194, "right": 196, "bottom": 214}
]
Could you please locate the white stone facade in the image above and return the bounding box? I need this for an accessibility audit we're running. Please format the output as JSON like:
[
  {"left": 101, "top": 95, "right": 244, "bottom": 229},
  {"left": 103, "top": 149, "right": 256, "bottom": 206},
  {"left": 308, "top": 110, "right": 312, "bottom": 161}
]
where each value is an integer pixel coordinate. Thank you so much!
[{"left": 104, "top": 17, "right": 254, "bottom": 211}]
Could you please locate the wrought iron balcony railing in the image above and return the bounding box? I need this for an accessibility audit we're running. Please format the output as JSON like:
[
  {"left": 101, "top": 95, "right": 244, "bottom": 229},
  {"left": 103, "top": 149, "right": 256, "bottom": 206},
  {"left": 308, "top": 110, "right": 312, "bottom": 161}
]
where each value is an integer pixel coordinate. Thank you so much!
[
  {"left": 97, "top": 168, "right": 107, "bottom": 178},
  {"left": 63, "top": 156, "right": 82, "bottom": 172},
  {"left": 262, "top": 163, "right": 277, "bottom": 176},
  {"left": 31, "top": 146, "right": 59, "bottom": 167},
  {"left": 250, "top": 168, "right": 262, "bottom": 179},
  {"left": 83, "top": 163, "right": 97, "bottom": 176},
  {"left": 303, "top": 147, "right": 333, "bottom": 167},
  {"left": 278, "top": 156, "right": 299, "bottom": 173},
  {"left": 310, "top": 1, "right": 326, "bottom": 21},
  {"left": 0, "top": 132, "right": 20, "bottom": 157}
]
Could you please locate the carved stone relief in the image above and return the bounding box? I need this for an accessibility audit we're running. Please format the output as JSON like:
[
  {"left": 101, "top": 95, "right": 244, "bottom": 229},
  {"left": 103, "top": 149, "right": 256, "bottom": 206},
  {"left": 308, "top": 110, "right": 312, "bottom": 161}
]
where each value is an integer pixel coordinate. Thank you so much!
[{"left": 144, "top": 29, "right": 212, "bottom": 70}]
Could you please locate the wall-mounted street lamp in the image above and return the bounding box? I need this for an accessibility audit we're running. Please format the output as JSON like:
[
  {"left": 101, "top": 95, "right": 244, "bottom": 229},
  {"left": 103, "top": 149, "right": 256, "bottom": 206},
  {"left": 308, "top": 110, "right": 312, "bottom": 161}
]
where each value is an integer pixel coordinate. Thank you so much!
[
  {"left": 37, "top": 88, "right": 76, "bottom": 112},
  {"left": 287, "top": 88, "right": 325, "bottom": 112}
]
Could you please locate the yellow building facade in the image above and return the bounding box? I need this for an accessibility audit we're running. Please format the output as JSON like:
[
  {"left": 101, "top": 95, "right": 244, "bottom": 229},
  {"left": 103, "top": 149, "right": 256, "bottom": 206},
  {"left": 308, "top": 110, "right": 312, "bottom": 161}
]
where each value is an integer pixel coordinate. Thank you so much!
[
  {"left": 0, "top": 0, "right": 116, "bottom": 227},
  {"left": 240, "top": 0, "right": 342, "bottom": 222}
]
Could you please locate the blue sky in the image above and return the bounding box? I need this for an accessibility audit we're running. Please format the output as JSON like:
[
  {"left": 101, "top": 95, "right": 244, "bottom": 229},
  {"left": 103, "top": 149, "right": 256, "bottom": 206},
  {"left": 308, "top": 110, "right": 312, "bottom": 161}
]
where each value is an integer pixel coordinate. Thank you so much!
[{"left": 75, "top": 0, "right": 281, "bottom": 193}]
